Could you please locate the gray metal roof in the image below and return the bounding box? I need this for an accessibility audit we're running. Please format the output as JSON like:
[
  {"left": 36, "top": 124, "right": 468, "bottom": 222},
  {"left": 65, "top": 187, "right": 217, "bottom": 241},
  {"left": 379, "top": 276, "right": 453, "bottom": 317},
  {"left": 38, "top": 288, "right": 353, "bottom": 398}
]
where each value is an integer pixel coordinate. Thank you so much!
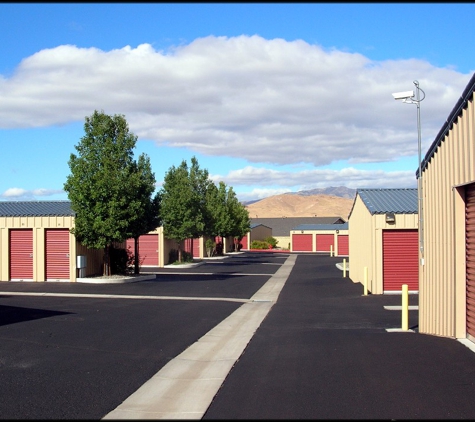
[
  {"left": 250, "top": 217, "right": 346, "bottom": 236},
  {"left": 356, "top": 188, "right": 418, "bottom": 215},
  {"left": 0, "top": 201, "right": 75, "bottom": 217},
  {"left": 292, "top": 222, "right": 349, "bottom": 231},
  {"left": 250, "top": 223, "right": 272, "bottom": 229}
]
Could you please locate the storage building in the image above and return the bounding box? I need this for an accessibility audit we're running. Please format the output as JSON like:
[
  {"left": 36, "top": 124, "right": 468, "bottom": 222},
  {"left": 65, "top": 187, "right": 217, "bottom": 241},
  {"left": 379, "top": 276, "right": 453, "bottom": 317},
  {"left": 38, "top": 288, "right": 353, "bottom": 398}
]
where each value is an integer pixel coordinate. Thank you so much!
[
  {"left": 418, "top": 72, "right": 475, "bottom": 340},
  {"left": 348, "top": 188, "right": 418, "bottom": 294}
]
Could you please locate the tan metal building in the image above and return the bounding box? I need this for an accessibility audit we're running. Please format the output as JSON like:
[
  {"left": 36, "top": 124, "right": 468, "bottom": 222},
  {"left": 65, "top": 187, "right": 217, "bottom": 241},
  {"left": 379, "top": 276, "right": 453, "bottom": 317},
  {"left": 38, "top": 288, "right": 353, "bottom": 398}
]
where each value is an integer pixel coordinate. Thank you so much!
[
  {"left": 418, "top": 72, "right": 475, "bottom": 341},
  {"left": 250, "top": 217, "right": 346, "bottom": 251},
  {"left": 240, "top": 223, "right": 272, "bottom": 250},
  {"left": 290, "top": 223, "right": 349, "bottom": 255},
  {"left": 0, "top": 200, "right": 248, "bottom": 280},
  {"left": 0, "top": 201, "right": 108, "bottom": 282},
  {"left": 348, "top": 189, "right": 418, "bottom": 294}
]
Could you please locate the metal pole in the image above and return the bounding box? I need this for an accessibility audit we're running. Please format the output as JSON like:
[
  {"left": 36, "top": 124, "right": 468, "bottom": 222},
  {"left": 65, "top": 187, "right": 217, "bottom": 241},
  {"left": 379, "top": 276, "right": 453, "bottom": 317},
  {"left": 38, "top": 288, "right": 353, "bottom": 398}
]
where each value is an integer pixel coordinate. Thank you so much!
[
  {"left": 363, "top": 266, "right": 368, "bottom": 296},
  {"left": 414, "top": 80, "right": 424, "bottom": 264},
  {"left": 402, "top": 284, "right": 409, "bottom": 330}
]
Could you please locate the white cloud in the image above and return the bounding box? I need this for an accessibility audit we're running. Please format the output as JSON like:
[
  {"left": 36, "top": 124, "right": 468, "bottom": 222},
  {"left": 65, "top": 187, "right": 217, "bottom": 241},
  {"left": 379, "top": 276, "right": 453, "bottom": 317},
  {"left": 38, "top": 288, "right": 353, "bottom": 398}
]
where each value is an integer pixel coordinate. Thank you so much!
[
  {"left": 213, "top": 166, "right": 417, "bottom": 201},
  {"left": 2, "top": 188, "right": 28, "bottom": 198},
  {"left": 0, "top": 36, "right": 470, "bottom": 168},
  {"left": 1, "top": 188, "right": 64, "bottom": 200},
  {"left": 0, "top": 35, "right": 471, "bottom": 202}
]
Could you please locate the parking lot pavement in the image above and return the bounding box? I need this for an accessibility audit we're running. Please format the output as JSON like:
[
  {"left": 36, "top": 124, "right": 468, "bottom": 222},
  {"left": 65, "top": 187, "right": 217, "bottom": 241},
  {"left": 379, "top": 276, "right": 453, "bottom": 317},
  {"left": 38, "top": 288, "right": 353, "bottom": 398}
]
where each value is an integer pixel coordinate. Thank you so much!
[
  {"left": 3, "top": 252, "right": 475, "bottom": 419},
  {"left": 203, "top": 254, "right": 475, "bottom": 420},
  {"left": 0, "top": 251, "right": 290, "bottom": 419},
  {"left": 103, "top": 254, "right": 296, "bottom": 419}
]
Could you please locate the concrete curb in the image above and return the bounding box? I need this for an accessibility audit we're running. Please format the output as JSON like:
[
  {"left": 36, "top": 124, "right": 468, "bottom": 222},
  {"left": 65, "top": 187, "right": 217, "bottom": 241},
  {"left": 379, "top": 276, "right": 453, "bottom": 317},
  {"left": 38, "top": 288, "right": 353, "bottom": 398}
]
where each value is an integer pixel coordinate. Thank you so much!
[
  {"left": 77, "top": 274, "right": 155, "bottom": 284},
  {"left": 102, "top": 254, "right": 297, "bottom": 420}
]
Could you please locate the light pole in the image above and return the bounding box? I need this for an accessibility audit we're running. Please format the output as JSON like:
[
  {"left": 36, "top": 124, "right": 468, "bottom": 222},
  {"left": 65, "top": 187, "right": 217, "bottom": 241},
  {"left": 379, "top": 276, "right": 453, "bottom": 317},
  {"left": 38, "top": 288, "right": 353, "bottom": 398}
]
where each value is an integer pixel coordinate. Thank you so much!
[{"left": 392, "top": 81, "right": 426, "bottom": 264}]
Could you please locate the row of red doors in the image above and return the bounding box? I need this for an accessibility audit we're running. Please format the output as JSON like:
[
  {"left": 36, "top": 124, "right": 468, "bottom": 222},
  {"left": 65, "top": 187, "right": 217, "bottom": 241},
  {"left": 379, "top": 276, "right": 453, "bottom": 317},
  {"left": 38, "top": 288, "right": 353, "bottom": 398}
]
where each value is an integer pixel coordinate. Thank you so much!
[
  {"left": 8, "top": 230, "right": 162, "bottom": 281},
  {"left": 292, "top": 234, "right": 349, "bottom": 255},
  {"left": 9, "top": 229, "right": 70, "bottom": 281}
]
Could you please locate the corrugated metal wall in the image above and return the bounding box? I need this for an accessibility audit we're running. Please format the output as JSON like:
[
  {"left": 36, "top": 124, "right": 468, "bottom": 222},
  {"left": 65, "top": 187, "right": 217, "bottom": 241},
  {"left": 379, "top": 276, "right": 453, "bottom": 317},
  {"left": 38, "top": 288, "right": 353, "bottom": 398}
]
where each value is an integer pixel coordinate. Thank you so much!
[
  {"left": 1, "top": 216, "right": 75, "bottom": 282},
  {"left": 420, "top": 95, "right": 475, "bottom": 338}
]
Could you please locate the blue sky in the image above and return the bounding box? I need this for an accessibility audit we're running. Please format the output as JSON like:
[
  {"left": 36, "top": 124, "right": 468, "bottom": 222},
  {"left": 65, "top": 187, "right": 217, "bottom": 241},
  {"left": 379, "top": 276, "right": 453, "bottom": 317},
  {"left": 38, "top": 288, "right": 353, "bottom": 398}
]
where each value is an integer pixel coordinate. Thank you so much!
[{"left": 1, "top": 3, "right": 474, "bottom": 202}]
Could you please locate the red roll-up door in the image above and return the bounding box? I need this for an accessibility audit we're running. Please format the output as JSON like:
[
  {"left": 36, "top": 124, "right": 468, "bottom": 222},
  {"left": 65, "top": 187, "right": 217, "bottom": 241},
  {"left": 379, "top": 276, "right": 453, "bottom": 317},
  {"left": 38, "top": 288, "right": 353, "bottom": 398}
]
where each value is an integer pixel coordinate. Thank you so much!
[
  {"left": 292, "top": 234, "right": 312, "bottom": 251},
  {"left": 316, "top": 234, "right": 334, "bottom": 252},
  {"left": 46, "top": 229, "right": 70, "bottom": 281},
  {"left": 192, "top": 238, "right": 200, "bottom": 257},
  {"left": 9, "top": 229, "right": 33, "bottom": 280},
  {"left": 140, "top": 234, "right": 159, "bottom": 266},
  {"left": 126, "top": 238, "right": 134, "bottom": 255},
  {"left": 240, "top": 235, "right": 248, "bottom": 250},
  {"left": 337, "top": 235, "right": 349, "bottom": 256},
  {"left": 382, "top": 229, "right": 418, "bottom": 292},
  {"left": 128, "top": 234, "right": 159, "bottom": 266},
  {"left": 185, "top": 238, "right": 200, "bottom": 258},
  {"left": 465, "top": 183, "right": 475, "bottom": 338}
]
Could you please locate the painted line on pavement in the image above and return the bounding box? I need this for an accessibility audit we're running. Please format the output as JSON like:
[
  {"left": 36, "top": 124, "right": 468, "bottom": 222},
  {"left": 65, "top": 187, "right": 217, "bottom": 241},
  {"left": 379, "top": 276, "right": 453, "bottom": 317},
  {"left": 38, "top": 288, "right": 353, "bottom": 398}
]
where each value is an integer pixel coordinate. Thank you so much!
[
  {"left": 384, "top": 305, "right": 419, "bottom": 310},
  {"left": 0, "top": 292, "right": 251, "bottom": 303},
  {"left": 153, "top": 272, "right": 272, "bottom": 276}
]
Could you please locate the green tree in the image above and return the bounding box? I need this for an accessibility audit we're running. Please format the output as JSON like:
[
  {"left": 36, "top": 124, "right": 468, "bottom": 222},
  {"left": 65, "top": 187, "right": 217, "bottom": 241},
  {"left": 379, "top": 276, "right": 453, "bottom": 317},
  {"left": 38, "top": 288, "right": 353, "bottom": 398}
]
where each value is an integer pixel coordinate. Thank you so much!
[
  {"left": 160, "top": 158, "right": 202, "bottom": 263},
  {"left": 205, "top": 181, "right": 250, "bottom": 253},
  {"left": 187, "top": 156, "right": 211, "bottom": 253},
  {"left": 205, "top": 181, "right": 233, "bottom": 253},
  {"left": 64, "top": 110, "right": 147, "bottom": 275},
  {"left": 227, "top": 188, "right": 251, "bottom": 250}
]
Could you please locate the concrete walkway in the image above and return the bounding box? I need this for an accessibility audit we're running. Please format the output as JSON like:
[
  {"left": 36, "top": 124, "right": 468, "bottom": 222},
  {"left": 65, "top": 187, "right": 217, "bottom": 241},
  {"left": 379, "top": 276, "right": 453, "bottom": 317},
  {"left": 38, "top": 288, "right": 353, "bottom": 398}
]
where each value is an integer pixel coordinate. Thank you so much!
[{"left": 102, "top": 254, "right": 296, "bottom": 419}]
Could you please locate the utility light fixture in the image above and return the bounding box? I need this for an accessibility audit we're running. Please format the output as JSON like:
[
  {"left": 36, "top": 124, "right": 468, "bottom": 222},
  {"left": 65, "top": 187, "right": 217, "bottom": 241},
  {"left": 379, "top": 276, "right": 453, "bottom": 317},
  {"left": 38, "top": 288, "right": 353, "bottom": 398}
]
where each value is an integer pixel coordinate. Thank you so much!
[
  {"left": 392, "top": 81, "right": 426, "bottom": 264},
  {"left": 392, "top": 90, "right": 415, "bottom": 101}
]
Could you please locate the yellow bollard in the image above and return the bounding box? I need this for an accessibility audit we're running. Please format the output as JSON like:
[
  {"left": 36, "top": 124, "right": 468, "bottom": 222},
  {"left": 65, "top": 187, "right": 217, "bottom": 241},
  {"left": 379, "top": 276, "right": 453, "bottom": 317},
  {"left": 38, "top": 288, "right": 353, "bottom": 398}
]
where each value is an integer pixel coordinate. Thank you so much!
[
  {"left": 343, "top": 258, "right": 346, "bottom": 278},
  {"left": 363, "top": 267, "right": 368, "bottom": 296},
  {"left": 402, "top": 284, "right": 409, "bottom": 331},
  {"left": 330, "top": 245, "right": 333, "bottom": 257}
]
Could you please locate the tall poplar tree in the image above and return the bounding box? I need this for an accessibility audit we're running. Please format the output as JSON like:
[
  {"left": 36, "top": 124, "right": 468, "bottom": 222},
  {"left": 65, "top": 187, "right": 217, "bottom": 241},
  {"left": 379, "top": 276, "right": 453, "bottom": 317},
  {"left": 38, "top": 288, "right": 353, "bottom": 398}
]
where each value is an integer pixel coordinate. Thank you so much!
[
  {"left": 160, "top": 156, "right": 211, "bottom": 262},
  {"left": 64, "top": 110, "right": 151, "bottom": 275}
]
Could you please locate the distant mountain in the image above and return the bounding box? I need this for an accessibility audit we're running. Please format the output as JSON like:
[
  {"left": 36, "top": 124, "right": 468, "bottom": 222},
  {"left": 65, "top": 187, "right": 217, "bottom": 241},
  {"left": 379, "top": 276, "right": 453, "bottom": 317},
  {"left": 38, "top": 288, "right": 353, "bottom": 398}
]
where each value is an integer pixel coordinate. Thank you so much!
[
  {"left": 244, "top": 190, "right": 355, "bottom": 219},
  {"left": 288, "top": 186, "right": 357, "bottom": 199},
  {"left": 241, "top": 198, "right": 262, "bottom": 206},
  {"left": 241, "top": 186, "right": 356, "bottom": 206}
]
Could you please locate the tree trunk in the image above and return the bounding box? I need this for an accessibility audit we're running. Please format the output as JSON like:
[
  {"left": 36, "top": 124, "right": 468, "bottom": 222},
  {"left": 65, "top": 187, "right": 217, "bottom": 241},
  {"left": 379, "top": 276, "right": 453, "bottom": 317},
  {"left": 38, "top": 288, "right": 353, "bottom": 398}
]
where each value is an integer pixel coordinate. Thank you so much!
[
  {"left": 103, "top": 245, "right": 111, "bottom": 276},
  {"left": 134, "top": 237, "right": 140, "bottom": 274}
]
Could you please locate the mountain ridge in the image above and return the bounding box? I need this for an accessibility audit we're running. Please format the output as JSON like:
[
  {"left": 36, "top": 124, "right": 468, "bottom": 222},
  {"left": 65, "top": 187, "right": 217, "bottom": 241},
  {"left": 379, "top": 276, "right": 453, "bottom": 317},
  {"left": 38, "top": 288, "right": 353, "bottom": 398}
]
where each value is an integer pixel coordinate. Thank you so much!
[{"left": 244, "top": 186, "right": 356, "bottom": 219}]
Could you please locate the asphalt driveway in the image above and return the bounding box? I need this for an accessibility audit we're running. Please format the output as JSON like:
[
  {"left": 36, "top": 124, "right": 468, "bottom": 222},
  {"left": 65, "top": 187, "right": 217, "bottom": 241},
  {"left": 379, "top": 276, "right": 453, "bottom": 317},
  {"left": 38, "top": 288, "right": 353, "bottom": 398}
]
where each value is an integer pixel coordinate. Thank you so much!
[
  {"left": 1, "top": 252, "right": 475, "bottom": 419},
  {"left": 0, "top": 252, "right": 284, "bottom": 419}
]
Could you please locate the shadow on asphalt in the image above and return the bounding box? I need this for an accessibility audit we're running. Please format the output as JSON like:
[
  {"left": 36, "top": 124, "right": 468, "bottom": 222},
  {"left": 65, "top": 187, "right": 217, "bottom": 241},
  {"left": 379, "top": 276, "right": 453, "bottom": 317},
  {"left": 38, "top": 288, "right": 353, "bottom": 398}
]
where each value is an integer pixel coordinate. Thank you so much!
[{"left": 0, "top": 304, "right": 72, "bottom": 327}]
